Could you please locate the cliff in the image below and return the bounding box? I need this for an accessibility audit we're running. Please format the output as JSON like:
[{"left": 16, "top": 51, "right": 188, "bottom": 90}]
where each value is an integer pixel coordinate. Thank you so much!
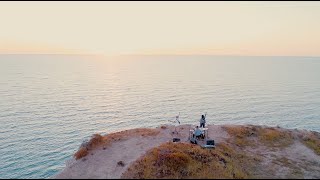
[{"left": 53, "top": 124, "right": 320, "bottom": 179}]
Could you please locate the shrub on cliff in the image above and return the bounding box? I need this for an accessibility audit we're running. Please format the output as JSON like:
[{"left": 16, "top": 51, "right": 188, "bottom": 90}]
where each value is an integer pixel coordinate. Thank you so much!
[
  {"left": 300, "top": 131, "right": 320, "bottom": 155},
  {"left": 223, "top": 125, "right": 294, "bottom": 148},
  {"left": 74, "top": 147, "right": 89, "bottom": 160},
  {"left": 74, "top": 134, "right": 103, "bottom": 160},
  {"left": 122, "top": 142, "right": 252, "bottom": 179}
]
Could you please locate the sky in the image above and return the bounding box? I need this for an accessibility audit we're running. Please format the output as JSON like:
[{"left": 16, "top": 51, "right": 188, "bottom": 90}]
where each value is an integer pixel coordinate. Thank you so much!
[{"left": 0, "top": 1, "right": 320, "bottom": 56}]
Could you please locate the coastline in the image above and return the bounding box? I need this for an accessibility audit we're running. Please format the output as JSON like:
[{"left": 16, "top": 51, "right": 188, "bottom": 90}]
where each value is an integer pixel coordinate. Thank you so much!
[{"left": 53, "top": 124, "right": 320, "bottom": 179}]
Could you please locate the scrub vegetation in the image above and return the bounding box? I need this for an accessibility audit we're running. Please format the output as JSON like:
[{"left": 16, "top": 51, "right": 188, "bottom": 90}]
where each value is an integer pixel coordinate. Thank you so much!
[
  {"left": 74, "top": 128, "right": 160, "bottom": 160},
  {"left": 122, "top": 142, "right": 255, "bottom": 179}
]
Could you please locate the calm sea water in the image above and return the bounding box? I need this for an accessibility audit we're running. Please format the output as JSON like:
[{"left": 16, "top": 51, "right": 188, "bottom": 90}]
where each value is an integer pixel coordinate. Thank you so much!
[{"left": 0, "top": 55, "right": 320, "bottom": 178}]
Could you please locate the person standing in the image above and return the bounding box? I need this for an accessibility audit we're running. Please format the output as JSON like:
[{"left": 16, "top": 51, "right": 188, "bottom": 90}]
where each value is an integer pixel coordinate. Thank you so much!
[{"left": 200, "top": 114, "right": 206, "bottom": 128}]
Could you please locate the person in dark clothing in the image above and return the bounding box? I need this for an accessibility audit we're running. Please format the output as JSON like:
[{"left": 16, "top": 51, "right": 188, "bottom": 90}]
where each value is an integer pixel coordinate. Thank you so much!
[{"left": 200, "top": 114, "right": 206, "bottom": 128}]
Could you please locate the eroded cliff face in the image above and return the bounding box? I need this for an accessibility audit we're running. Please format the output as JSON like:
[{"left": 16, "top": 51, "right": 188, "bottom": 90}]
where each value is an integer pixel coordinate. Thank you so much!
[{"left": 54, "top": 124, "right": 320, "bottom": 179}]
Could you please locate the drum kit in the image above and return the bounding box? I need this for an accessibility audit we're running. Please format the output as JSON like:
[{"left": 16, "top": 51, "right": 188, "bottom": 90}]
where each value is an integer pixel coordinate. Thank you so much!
[{"left": 167, "top": 112, "right": 215, "bottom": 148}]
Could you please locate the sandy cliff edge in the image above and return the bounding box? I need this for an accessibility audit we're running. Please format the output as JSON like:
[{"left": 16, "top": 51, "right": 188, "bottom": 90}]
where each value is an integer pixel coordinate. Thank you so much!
[{"left": 53, "top": 124, "right": 320, "bottom": 179}]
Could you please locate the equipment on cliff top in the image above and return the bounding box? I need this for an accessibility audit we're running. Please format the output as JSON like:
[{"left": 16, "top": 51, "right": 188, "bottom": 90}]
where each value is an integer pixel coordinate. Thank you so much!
[
  {"left": 189, "top": 126, "right": 208, "bottom": 143},
  {"left": 189, "top": 113, "right": 215, "bottom": 148},
  {"left": 189, "top": 127, "right": 215, "bottom": 148},
  {"left": 173, "top": 138, "right": 181, "bottom": 142},
  {"left": 202, "top": 139, "right": 215, "bottom": 148}
]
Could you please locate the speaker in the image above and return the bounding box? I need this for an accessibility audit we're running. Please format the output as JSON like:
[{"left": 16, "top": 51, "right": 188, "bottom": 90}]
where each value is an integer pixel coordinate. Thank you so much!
[
  {"left": 206, "top": 140, "right": 215, "bottom": 146},
  {"left": 173, "top": 138, "right": 180, "bottom": 142}
]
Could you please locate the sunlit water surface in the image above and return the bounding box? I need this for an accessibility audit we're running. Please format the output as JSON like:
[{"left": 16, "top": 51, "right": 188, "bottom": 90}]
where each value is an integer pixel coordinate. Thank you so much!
[{"left": 0, "top": 55, "right": 319, "bottom": 178}]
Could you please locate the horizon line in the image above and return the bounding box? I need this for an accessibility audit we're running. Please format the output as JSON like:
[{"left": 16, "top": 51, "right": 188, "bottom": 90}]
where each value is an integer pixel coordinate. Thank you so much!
[{"left": 0, "top": 53, "right": 319, "bottom": 58}]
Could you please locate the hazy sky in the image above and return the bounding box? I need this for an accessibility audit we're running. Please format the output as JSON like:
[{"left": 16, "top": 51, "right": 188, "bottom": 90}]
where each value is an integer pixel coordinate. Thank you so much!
[{"left": 1, "top": 1, "right": 320, "bottom": 56}]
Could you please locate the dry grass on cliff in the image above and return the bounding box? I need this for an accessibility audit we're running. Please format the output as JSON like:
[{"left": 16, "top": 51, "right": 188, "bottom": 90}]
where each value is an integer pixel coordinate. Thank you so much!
[
  {"left": 74, "top": 128, "right": 160, "bottom": 160},
  {"left": 259, "top": 127, "right": 293, "bottom": 147},
  {"left": 299, "top": 131, "right": 320, "bottom": 155},
  {"left": 223, "top": 125, "right": 293, "bottom": 148},
  {"left": 271, "top": 157, "right": 304, "bottom": 178},
  {"left": 74, "top": 147, "right": 89, "bottom": 160},
  {"left": 223, "top": 126, "right": 256, "bottom": 147},
  {"left": 122, "top": 142, "right": 258, "bottom": 179},
  {"left": 74, "top": 134, "right": 103, "bottom": 160}
]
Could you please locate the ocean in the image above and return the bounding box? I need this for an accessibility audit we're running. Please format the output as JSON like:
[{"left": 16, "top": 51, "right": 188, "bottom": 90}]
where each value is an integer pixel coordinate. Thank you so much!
[{"left": 0, "top": 55, "right": 319, "bottom": 178}]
